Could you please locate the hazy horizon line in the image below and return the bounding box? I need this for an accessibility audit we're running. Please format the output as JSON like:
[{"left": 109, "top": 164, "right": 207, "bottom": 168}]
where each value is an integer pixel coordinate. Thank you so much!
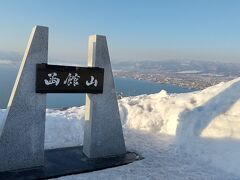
[{"left": 0, "top": 50, "right": 240, "bottom": 66}]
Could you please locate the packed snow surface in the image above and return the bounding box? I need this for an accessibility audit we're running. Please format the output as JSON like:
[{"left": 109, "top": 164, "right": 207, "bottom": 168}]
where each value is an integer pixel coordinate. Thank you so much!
[{"left": 1, "top": 77, "right": 240, "bottom": 179}]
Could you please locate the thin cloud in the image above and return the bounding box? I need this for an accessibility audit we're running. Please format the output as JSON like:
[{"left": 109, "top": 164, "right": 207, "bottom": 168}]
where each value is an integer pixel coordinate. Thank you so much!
[
  {"left": 0, "top": 59, "right": 15, "bottom": 65},
  {"left": 0, "top": 51, "right": 21, "bottom": 66}
]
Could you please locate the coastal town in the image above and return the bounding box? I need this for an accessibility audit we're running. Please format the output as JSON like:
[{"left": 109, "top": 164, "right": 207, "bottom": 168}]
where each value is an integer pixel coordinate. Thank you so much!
[
  {"left": 113, "top": 60, "right": 240, "bottom": 90},
  {"left": 113, "top": 70, "right": 236, "bottom": 90}
]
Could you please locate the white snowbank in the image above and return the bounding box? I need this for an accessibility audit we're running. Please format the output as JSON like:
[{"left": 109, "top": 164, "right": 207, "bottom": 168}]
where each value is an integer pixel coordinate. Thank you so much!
[
  {"left": 1, "top": 77, "right": 240, "bottom": 179},
  {"left": 119, "top": 77, "right": 240, "bottom": 138}
]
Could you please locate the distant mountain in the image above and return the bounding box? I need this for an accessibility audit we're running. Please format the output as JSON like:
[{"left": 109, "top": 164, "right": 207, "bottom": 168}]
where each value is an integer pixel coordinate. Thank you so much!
[{"left": 112, "top": 60, "right": 240, "bottom": 76}]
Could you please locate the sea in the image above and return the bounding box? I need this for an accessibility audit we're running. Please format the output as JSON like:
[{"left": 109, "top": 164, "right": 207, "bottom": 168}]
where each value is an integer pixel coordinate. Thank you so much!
[{"left": 0, "top": 65, "right": 196, "bottom": 109}]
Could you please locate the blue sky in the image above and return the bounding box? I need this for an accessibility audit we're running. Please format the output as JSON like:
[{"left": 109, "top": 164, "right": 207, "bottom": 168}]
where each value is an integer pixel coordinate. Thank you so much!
[{"left": 0, "top": 0, "right": 240, "bottom": 63}]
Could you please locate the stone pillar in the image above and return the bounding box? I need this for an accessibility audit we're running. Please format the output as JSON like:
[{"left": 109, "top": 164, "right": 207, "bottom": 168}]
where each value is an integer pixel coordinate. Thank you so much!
[
  {"left": 83, "top": 35, "right": 126, "bottom": 158},
  {"left": 0, "top": 26, "right": 48, "bottom": 171}
]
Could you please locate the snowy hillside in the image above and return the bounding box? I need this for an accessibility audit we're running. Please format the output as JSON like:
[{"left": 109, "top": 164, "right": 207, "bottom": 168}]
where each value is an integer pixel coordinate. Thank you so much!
[{"left": 1, "top": 77, "right": 240, "bottom": 179}]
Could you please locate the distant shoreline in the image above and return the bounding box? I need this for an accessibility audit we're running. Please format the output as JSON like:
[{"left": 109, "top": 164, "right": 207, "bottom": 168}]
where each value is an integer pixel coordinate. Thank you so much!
[{"left": 113, "top": 71, "right": 237, "bottom": 90}]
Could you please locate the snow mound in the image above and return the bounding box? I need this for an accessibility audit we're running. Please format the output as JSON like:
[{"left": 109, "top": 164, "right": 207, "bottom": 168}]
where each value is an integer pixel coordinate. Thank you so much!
[
  {"left": 1, "top": 77, "right": 240, "bottom": 179},
  {"left": 120, "top": 77, "right": 240, "bottom": 138},
  {"left": 118, "top": 77, "right": 240, "bottom": 176}
]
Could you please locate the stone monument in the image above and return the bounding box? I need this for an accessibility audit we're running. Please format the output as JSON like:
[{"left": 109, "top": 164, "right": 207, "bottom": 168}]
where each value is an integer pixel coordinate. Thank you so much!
[
  {"left": 0, "top": 26, "right": 48, "bottom": 172},
  {"left": 83, "top": 35, "right": 126, "bottom": 158},
  {"left": 0, "top": 27, "right": 139, "bottom": 179}
]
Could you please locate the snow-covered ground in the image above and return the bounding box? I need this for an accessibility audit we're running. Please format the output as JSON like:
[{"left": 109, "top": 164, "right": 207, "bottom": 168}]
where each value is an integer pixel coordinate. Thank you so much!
[{"left": 1, "top": 77, "right": 240, "bottom": 179}]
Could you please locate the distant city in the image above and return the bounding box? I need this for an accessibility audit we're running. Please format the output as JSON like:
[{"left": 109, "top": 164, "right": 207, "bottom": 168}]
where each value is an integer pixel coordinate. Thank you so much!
[
  {"left": 1, "top": 50, "right": 240, "bottom": 91},
  {"left": 113, "top": 60, "right": 240, "bottom": 90}
]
